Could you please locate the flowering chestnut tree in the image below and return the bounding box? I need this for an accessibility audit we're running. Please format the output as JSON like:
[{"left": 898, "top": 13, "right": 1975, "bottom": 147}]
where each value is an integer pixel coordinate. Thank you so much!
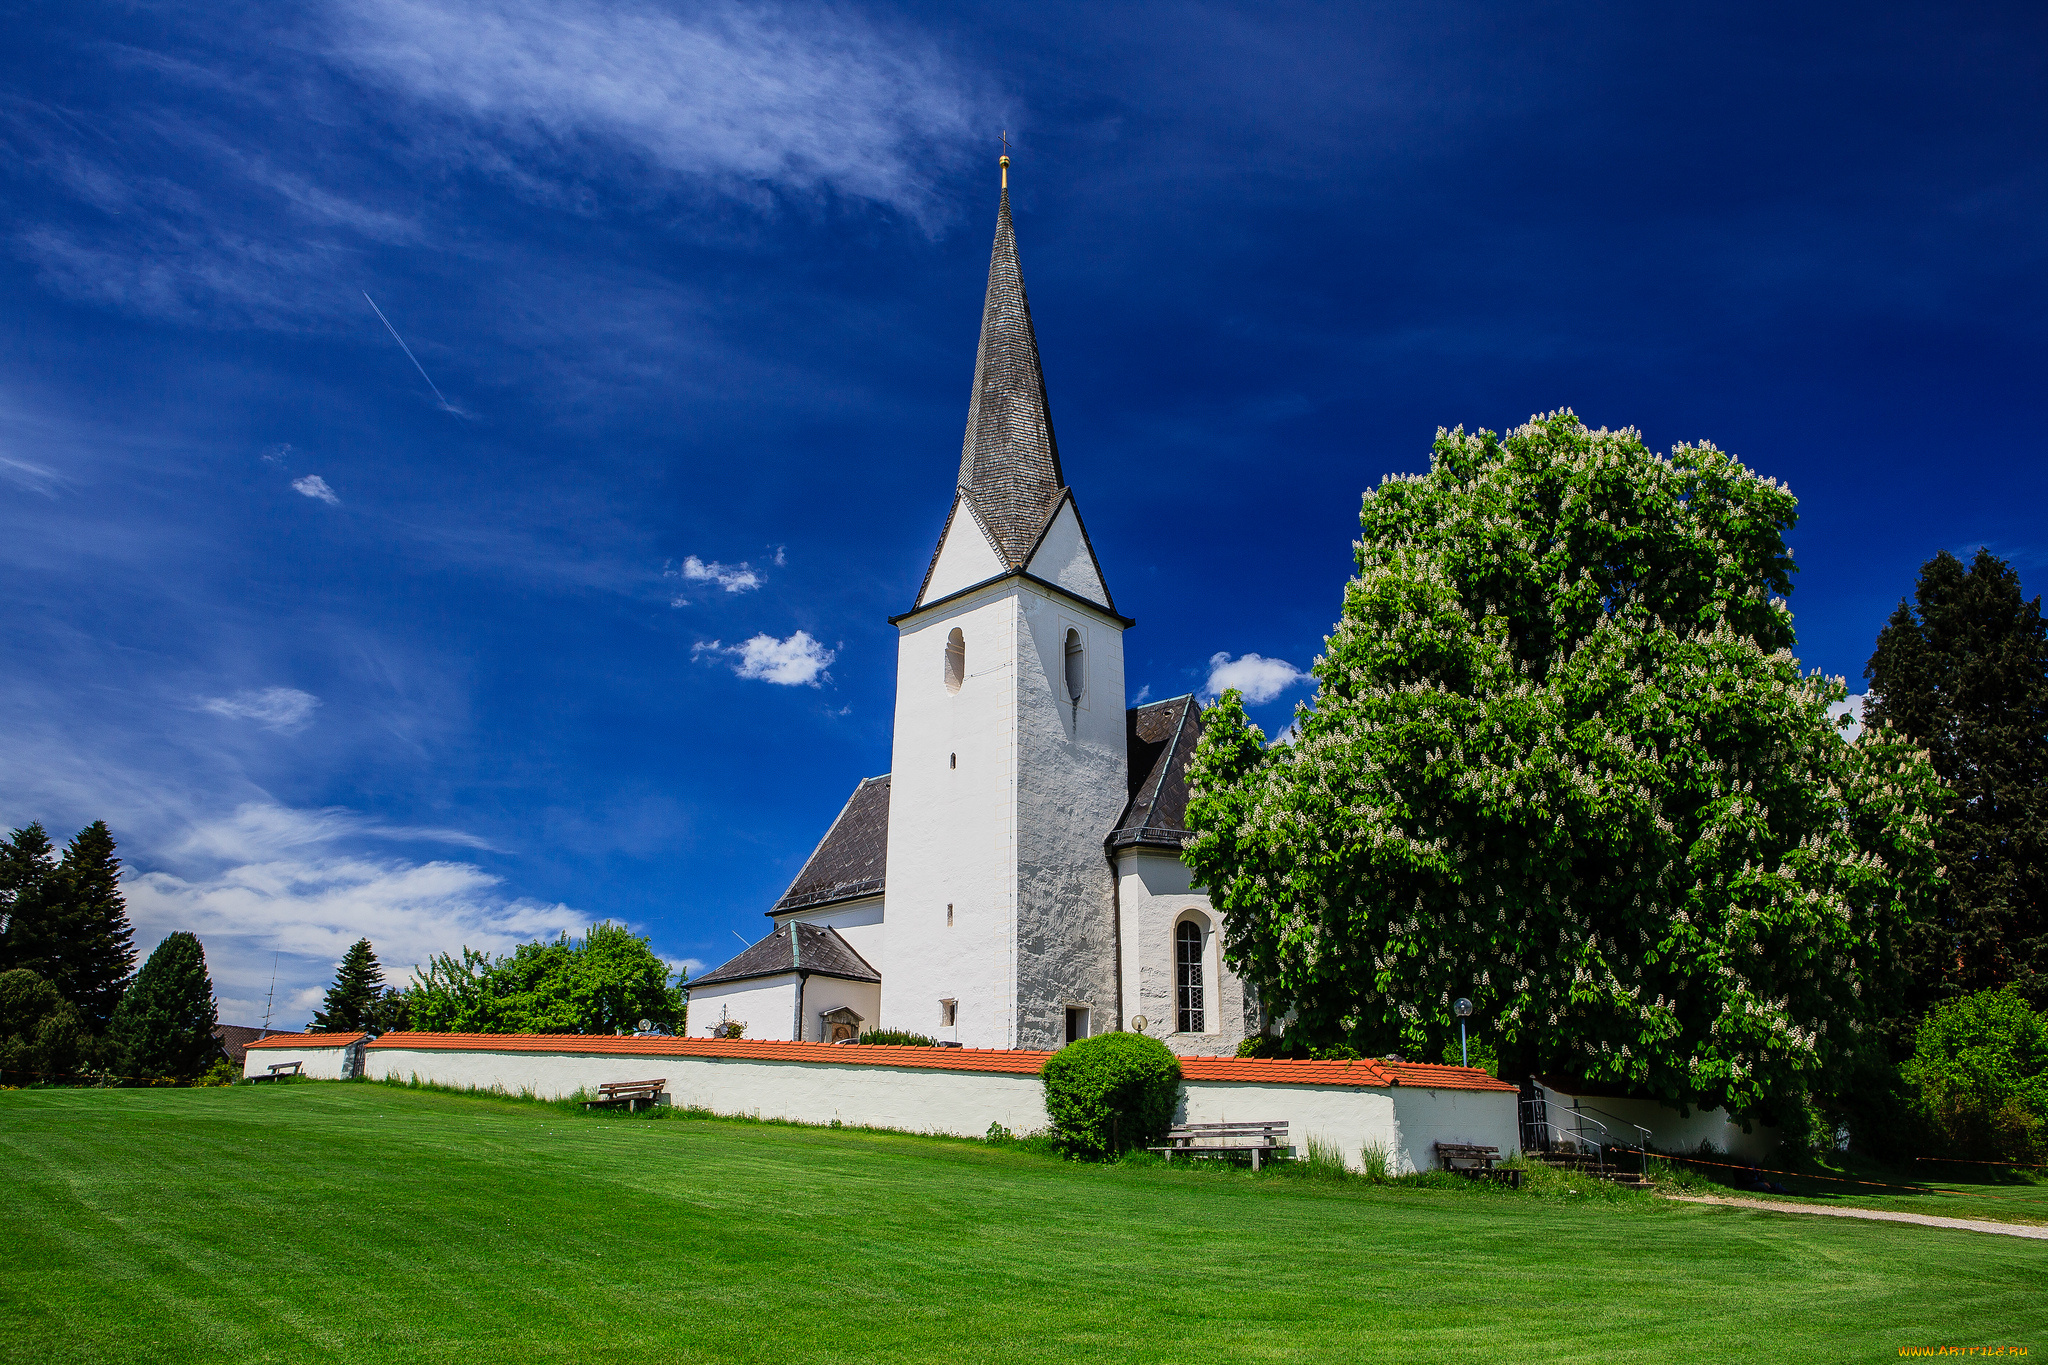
[{"left": 1184, "top": 412, "right": 1945, "bottom": 1114}]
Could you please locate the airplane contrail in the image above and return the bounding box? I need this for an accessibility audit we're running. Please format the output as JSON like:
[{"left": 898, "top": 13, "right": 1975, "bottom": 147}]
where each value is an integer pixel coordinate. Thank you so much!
[{"left": 361, "top": 290, "right": 461, "bottom": 416}]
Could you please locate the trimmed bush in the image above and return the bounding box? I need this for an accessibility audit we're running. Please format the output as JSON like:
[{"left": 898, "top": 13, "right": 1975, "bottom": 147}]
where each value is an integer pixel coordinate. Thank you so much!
[{"left": 1040, "top": 1032, "right": 1181, "bottom": 1159}]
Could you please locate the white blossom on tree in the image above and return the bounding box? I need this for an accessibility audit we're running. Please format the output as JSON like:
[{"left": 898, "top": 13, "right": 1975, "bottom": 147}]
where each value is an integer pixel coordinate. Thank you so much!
[{"left": 1185, "top": 411, "right": 1945, "bottom": 1114}]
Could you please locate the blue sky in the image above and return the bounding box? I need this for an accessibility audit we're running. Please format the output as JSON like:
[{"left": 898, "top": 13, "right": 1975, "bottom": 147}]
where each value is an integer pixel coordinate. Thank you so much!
[{"left": 3, "top": 0, "right": 2042, "bottom": 1026}]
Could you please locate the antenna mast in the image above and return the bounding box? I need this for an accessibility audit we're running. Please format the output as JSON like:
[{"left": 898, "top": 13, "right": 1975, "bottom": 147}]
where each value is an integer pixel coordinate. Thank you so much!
[{"left": 261, "top": 952, "right": 280, "bottom": 1037}]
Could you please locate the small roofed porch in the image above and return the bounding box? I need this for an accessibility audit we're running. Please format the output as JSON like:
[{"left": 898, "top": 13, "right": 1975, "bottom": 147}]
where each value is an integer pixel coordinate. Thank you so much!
[{"left": 690, "top": 922, "right": 882, "bottom": 1043}]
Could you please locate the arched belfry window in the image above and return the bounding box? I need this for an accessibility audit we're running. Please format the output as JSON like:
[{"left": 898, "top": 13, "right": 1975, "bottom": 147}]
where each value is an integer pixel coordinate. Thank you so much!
[
  {"left": 945, "top": 627, "right": 965, "bottom": 694},
  {"left": 1063, "top": 628, "right": 1084, "bottom": 703},
  {"left": 1176, "top": 920, "right": 1205, "bottom": 1034}
]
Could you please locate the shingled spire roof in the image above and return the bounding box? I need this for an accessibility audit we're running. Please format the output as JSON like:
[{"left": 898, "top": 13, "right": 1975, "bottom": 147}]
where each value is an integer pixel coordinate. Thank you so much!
[{"left": 956, "top": 170, "right": 1066, "bottom": 567}]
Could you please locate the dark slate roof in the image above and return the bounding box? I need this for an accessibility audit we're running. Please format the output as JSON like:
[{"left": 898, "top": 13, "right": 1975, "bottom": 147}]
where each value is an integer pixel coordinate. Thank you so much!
[
  {"left": 1109, "top": 694, "right": 1204, "bottom": 851},
  {"left": 955, "top": 179, "right": 1065, "bottom": 569},
  {"left": 213, "top": 1024, "right": 268, "bottom": 1065},
  {"left": 692, "top": 923, "right": 881, "bottom": 988},
  {"left": 771, "top": 776, "right": 889, "bottom": 913}
]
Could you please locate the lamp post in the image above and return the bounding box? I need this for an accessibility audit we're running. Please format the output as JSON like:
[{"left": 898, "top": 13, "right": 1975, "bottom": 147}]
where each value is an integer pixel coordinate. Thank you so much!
[{"left": 1454, "top": 998, "right": 1474, "bottom": 1068}]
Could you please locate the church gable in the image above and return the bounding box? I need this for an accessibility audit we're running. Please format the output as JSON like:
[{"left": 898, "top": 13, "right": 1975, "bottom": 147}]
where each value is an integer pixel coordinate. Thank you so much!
[
  {"left": 1022, "top": 492, "right": 1113, "bottom": 611},
  {"left": 917, "top": 495, "right": 1007, "bottom": 606}
]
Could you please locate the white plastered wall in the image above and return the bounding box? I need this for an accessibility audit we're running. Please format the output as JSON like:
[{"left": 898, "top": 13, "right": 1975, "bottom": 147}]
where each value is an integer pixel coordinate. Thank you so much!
[
  {"left": 883, "top": 584, "right": 1019, "bottom": 1047},
  {"left": 1115, "top": 851, "right": 1253, "bottom": 1055},
  {"left": 241, "top": 1043, "right": 355, "bottom": 1080},
  {"left": 1023, "top": 501, "right": 1109, "bottom": 607},
  {"left": 920, "top": 497, "right": 1005, "bottom": 603},
  {"left": 365, "top": 1041, "right": 1515, "bottom": 1174},
  {"left": 798, "top": 976, "right": 883, "bottom": 1042},
  {"left": 1537, "top": 1084, "right": 1779, "bottom": 1162},
  {"left": 688, "top": 975, "right": 797, "bottom": 1040}
]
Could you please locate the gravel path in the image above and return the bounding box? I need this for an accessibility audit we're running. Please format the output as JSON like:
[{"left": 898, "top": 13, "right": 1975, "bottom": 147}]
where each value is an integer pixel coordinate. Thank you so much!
[{"left": 1665, "top": 1193, "right": 2048, "bottom": 1240}]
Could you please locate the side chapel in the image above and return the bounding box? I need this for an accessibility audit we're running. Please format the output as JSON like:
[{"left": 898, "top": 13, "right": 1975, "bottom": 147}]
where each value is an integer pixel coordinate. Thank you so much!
[{"left": 690, "top": 164, "right": 1259, "bottom": 1055}]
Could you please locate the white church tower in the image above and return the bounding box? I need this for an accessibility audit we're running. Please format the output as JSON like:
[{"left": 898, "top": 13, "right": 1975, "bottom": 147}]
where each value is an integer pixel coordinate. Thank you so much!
[
  {"left": 880, "top": 158, "right": 1130, "bottom": 1050},
  {"left": 688, "top": 164, "right": 1257, "bottom": 1057}
]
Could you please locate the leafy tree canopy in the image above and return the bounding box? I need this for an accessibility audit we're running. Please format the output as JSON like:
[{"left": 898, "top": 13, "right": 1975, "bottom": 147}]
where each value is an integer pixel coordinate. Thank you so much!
[
  {"left": 1185, "top": 412, "right": 1945, "bottom": 1115},
  {"left": 311, "top": 938, "right": 385, "bottom": 1032},
  {"left": 1904, "top": 988, "right": 2048, "bottom": 1163},
  {"left": 0, "top": 968, "right": 85, "bottom": 1082},
  {"left": 0, "top": 824, "right": 60, "bottom": 978},
  {"left": 1866, "top": 548, "right": 2048, "bottom": 1013},
  {"left": 408, "top": 923, "right": 685, "bottom": 1035},
  {"left": 110, "top": 931, "right": 218, "bottom": 1081}
]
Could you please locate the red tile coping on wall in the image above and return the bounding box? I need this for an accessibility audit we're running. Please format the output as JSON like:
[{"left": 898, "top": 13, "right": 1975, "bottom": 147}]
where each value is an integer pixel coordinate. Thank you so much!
[
  {"left": 244, "top": 1031, "right": 368, "bottom": 1049},
  {"left": 362, "top": 1032, "right": 1516, "bottom": 1091}
]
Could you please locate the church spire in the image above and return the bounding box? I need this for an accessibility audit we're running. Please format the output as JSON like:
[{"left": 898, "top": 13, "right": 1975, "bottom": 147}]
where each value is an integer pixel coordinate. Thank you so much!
[{"left": 956, "top": 158, "right": 1065, "bottom": 568}]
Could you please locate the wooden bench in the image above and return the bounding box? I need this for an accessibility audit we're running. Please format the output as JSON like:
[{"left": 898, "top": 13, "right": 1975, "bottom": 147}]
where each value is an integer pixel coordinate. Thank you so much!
[
  {"left": 251, "top": 1060, "right": 303, "bottom": 1082},
  {"left": 1151, "top": 1121, "right": 1290, "bottom": 1171},
  {"left": 582, "top": 1079, "right": 667, "bottom": 1112},
  {"left": 1436, "top": 1141, "right": 1523, "bottom": 1188}
]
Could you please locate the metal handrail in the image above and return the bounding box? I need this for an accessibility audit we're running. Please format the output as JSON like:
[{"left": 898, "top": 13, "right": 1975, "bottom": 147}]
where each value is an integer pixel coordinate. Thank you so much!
[{"left": 1522, "top": 1085, "right": 1653, "bottom": 1177}]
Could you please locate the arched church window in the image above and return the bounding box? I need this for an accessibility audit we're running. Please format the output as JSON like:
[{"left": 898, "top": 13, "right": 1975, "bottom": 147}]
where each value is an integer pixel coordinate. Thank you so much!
[
  {"left": 945, "top": 628, "right": 965, "bottom": 693},
  {"left": 1176, "top": 920, "right": 1205, "bottom": 1034},
  {"left": 1063, "top": 628, "right": 1084, "bottom": 702}
]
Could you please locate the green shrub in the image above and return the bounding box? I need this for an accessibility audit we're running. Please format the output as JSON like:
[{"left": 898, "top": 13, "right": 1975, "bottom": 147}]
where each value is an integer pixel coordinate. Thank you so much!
[
  {"left": 1359, "top": 1139, "right": 1392, "bottom": 1183},
  {"left": 851, "top": 1029, "right": 938, "bottom": 1046},
  {"left": 1904, "top": 989, "right": 2048, "bottom": 1163},
  {"left": 1040, "top": 1032, "right": 1181, "bottom": 1160}
]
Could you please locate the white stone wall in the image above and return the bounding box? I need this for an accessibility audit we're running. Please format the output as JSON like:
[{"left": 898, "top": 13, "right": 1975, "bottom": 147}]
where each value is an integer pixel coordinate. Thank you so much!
[
  {"left": 362, "top": 1041, "right": 1516, "bottom": 1175},
  {"left": 772, "top": 896, "right": 884, "bottom": 977},
  {"left": 883, "top": 583, "right": 1020, "bottom": 1048},
  {"left": 1114, "top": 851, "right": 1254, "bottom": 1055},
  {"left": 1387, "top": 1086, "right": 1525, "bottom": 1176},
  {"left": 689, "top": 975, "right": 797, "bottom": 1040},
  {"left": 798, "top": 976, "right": 883, "bottom": 1042},
  {"left": 1010, "top": 582, "right": 1125, "bottom": 1049},
  {"left": 1536, "top": 1084, "right": 1779, "bottom": 1162},
  {"left": 241, "top": 1042, "right": 355, "bottom": 1080}
]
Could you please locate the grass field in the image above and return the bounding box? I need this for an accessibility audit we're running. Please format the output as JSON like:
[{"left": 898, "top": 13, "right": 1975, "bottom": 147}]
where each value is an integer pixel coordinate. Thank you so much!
[{"left": 3, "top": 1082, "right": 2044, "bottom": 1363}]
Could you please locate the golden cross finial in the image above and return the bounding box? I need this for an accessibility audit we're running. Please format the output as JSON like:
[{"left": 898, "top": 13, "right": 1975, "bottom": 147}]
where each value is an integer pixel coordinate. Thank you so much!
[{"left": 999, "top": 129, "right": 1010, "bottom": 188}]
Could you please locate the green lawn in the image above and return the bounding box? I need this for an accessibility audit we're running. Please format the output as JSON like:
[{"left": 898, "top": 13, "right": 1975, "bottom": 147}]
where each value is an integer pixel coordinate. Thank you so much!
[{"left": 3, "top": 1083, "right": 2043, "bottom": 1363}]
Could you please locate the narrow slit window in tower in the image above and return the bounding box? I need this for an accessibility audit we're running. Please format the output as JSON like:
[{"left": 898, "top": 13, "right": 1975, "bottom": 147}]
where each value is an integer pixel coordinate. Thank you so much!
[
  {"left": 1063, "top": 629, "right": 1084, "bottom": 702},
  {"left": 1176, "top": 921, "right": 1205, "bottom": 1034}
]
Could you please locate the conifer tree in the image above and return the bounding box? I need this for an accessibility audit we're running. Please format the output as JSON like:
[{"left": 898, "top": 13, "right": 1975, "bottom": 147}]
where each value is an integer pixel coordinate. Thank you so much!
[
  {"left": 311, "top": 938, "right": 385, "bottom": 1031},
  {"left": 1866, "top": 548, "right": 2048, "bottom": 1014},
  {"left": 110, "top": 932, "right": 218, "bottom": 1081},
  {"left": 55, "top": 822, "right": 135, "bottom": 1031},
  {"left": 0, "top": 824, "right": 60, "bottom": 978}
]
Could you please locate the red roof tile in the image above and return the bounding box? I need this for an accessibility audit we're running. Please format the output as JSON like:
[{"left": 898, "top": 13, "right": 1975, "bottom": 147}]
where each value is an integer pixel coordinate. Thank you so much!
[
  {"left": 1180, "top": 1055, "right": 1396, "bottom": 1086},
  {"left": 366, "top": 1032, "right": 1051, "bottom": 1074},
  {"left": 362, "top": 1033, "right": 1510, "bottom": 1091},
  {"left": 244, "top": 1031, "right": 368, "bottom": 1050},
  {"left": 1383, "top": 1061, "right": 1518, "bottom": 1093}
]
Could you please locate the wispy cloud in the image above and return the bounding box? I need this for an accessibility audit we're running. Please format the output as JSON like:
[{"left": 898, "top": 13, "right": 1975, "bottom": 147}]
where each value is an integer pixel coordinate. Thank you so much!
[
  {"left": 1204, "top": 651, "right": 1307, "bottom": 704},
  {"left": 0, "top": 452, "right": 64, "bottom": 497},
  {"left": 292, "top": 474, "right": 340, "bottom": 504},
  {"left": 199, "top": 687, "right": 323, "bottom": 734},
  {"left": 695, "top": 630, "right": 834, "bottom": 686},
  {"left": 325, "top": 0, "right": 987, "bottom": 226}
]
